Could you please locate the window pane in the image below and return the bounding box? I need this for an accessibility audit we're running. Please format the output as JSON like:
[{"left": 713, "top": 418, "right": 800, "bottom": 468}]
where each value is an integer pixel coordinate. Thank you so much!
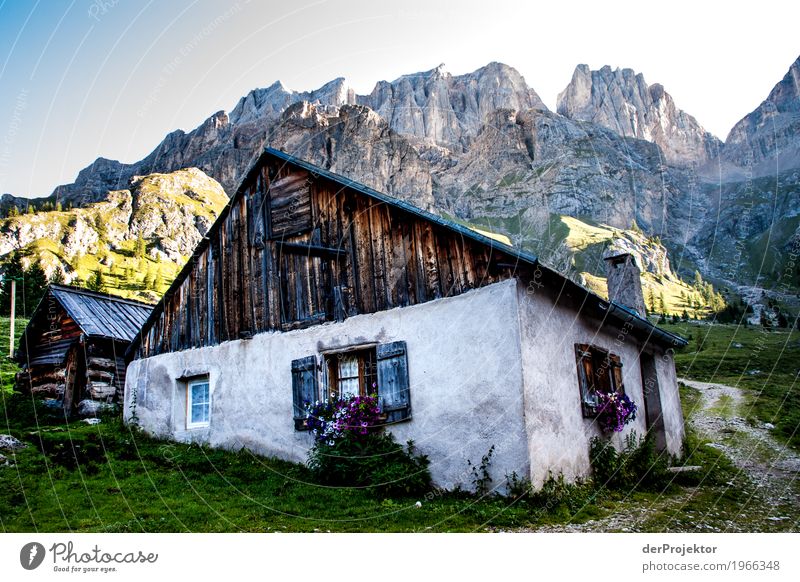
[
  {"left": 192, "top": 403, "right": 208, "bottom": 423},
  {"left": 339, "top": 377, "right": 360, "bottom": 398},
  {"left": 190, "top": 382, "right": 210, "bottom": 425},
  {"left": 192, "top": 383, "right": 209, "bottom": 405},
  {"left": 337, "top": 354, "right": 360, "bottom": 397}
]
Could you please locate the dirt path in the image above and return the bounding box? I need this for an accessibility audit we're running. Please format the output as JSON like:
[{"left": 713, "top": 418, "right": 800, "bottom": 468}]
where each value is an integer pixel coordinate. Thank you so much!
[
  {"left": 524, "top": 379, "right": 800, "bottom": 532},
  {"left": 679, "top": 379, "right": 800, "bottom": 522}
]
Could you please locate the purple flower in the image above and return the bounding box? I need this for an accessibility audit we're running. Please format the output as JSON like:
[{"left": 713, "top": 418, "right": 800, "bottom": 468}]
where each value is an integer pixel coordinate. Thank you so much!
[
  {"left": 595, "top": 391, "right": 637, "bottom": 433},
  {"left": 304, "top": 394, "right": 383, "bottom": 443}
]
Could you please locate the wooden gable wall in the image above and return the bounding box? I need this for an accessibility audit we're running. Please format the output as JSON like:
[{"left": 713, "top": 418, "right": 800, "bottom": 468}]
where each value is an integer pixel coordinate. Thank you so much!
[
  {"left": 19, "top": 302, "right": 82, "bottom": 367},
  {"left": 137, "top": 155, "right": 527, "bottom": 358}
]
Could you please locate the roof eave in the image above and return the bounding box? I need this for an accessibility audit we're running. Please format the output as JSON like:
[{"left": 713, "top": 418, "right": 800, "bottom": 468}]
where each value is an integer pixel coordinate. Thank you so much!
[
  {"left": 126, "top": 146, "right": 687, "bottom": 357},
  {"left": 601, "top": 301, "right": 689, "bottom": 349}
]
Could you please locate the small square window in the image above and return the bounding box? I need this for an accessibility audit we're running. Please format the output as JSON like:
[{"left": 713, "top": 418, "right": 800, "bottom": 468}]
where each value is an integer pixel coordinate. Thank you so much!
[
  {"left": 187, "top": 379, "right": 211, "bottom": 429},
  {"left": 326, "top": 348, "right": 377, "bottom": 400},
  {"left": 575, "top": 344, "right": 624, "bottom": 418}
]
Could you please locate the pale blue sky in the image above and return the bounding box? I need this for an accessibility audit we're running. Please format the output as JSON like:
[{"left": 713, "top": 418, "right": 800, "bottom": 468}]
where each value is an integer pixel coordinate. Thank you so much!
[{"left": 1, "top": 0, "right": 798, "bottom": 198}]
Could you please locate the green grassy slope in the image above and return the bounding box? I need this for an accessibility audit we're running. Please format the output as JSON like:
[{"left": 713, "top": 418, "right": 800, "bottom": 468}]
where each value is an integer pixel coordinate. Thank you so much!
[
  {"left": 0, "top": 316, "right": 27, "bottom": 395},
  {"left": 455, "top": 211, "right": 724, "bottom": 318},
  {"left": 0, "top": 169, "right": 228, "bottom": 303},
  {"left": 663, "top": 321, "right": 800, "bottom": 451},
  {"left": 1, "top": 320, "right": 794, "bottom": 532}
]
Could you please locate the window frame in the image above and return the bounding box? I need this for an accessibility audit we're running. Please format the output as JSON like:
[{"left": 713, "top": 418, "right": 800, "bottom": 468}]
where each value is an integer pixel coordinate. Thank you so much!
[
  {"left": 575, "top": 344, "right": 625, "bottom": 418},
  {"left": 325, "top": 346, "right": 378, "bottom": 401},
  {"left": 291, "top": 341, "right": 411, "bottom": 431},
  {"left": 186, "top": 377, "right": 211, "bottom": 430}
]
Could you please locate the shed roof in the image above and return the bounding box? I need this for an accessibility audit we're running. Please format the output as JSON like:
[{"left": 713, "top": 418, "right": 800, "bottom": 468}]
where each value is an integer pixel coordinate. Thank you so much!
[{"left": 46, "top": 285, "right": 153, "bottom": 342}]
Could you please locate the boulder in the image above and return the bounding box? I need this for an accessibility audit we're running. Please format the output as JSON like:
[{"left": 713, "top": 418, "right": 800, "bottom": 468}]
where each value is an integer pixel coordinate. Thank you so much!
[
  {"left": 88, "top": 381, "right": 116, "bottom": 400},
  {"left": 0, "top": 434, "right": 27, "bottom": 451},
  {"left": 77, "top": 399, "right": 117, "bottom": 417}
]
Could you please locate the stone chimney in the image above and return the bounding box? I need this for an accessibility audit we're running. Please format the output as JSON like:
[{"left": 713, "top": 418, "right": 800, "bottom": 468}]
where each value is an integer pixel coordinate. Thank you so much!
[{"left": 603, "top": 251, "right": 647, "bottom": 317}]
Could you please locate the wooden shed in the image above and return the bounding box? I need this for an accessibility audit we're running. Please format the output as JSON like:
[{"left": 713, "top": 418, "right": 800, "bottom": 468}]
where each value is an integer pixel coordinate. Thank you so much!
[{"left": 16, "top": 285, "right": 152, "bottom": 413}]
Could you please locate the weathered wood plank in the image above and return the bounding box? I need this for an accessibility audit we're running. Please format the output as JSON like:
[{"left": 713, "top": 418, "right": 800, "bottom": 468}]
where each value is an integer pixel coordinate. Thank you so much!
[
  {"left": 138, "top": 159, "right": 532, "bottom": 358},
  {"left": 369, "top": 202, "right": 389, "bottom": 312},
  {"left": 401, "top": 218, "right": 418, "bottom": 306},
  {"left": 352, "top": 195, "right": 375, "bottom": 314},
  {"left": 420, "top": 222, "right": 441, "bottom": 300},
  {"left": 269, "top": 170, "right": 312, "bottom": 237}
]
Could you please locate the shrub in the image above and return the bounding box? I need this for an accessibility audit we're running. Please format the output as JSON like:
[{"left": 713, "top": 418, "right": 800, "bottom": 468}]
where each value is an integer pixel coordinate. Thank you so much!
[
  {"left": 33, "top": 428, "right": 107, "bottom": 473},
  {"left": 307, "top": 432, "right": 430, "bottom": 497},
  {"left": 504, "top": 470, "right": 532, "bottom": 498},
  {"left": 305, "top": 394, "right": 431, "bottom": 497},
  {"left": 1, "top": 392, "right": 70, "bottom": 432},
  {"left": 527, "top": 472, "right": 595, "bottom": 512},
  {"left": 589, "top": 431, "right": 672, "bottom": 491},
  {"left": 467, "top": 445, "right": 495, "bottom": 496}
]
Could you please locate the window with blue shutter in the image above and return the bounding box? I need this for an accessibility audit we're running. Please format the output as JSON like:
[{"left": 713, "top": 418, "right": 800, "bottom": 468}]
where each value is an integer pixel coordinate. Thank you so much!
[
  {"left": 292, "top": 355, "right": 318, "bottom": 430},
  {"left": 376, "top": 341, "right": 410, "bottom": 423},
  {"left": 302, "top": 341, "right": 412, "bottom": 426}
]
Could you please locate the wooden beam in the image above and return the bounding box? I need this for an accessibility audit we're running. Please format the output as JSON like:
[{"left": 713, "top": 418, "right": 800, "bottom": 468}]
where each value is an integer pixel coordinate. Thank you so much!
[{"left": 275, "top": 241, "right": 347, "bottom": 258}]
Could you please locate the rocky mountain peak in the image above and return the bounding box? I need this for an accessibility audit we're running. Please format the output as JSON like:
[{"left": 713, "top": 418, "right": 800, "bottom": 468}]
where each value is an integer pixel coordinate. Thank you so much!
[
  {"left": 358, "top": 61, "right": 545, "bottom": 151},
  {"left": 768, "top": 56, "right": 800, "bottom": 112},
  {"left": 0, "top": 167, "right": 227, "bottom": 301},
  {"left": 722, "top": 56, "right": 800, "bottom": 176},
  {"left": 229, "top": 76, "right": 355, "bottom": 127},
  {"left": 557, "top": 64, "right": 721, "bottom": 167}
]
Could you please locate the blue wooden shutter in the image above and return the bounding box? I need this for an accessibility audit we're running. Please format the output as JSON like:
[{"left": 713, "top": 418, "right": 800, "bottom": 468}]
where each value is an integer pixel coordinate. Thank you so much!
[
  {"left": 377, "top": 341, "right": 410, "bottom": 423},
  {"left": 291, "top": 355, "right": 318, "bottom": 430}
]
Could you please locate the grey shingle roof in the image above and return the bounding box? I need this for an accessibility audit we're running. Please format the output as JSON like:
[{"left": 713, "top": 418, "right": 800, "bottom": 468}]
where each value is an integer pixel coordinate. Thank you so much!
[{"left": 50, "top": 285, "right": 152, "bottom": 342}]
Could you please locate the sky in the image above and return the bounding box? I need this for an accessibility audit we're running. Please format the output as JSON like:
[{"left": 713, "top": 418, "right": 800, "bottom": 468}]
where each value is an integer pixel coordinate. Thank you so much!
[{"left": 0, "top": 0, "right": 798, "bottom": 199}]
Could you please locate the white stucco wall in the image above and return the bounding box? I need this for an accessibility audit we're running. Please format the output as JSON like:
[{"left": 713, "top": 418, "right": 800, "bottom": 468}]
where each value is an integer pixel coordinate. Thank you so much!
[
  {"left": 655, "top": 349, "right": 685, "bottom": 454},
  {"left": 514, "top": 280, "right": 684, "bottom": 487},
  {"left": 124, "top": 278, "right": 530, "bottom": 491},
  {"left": 124, "top": 276, "right": 686, "bottom": 491}
]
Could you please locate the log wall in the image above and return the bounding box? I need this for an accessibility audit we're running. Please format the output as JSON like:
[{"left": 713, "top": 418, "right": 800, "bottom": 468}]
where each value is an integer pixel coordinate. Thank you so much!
[{"left": 138, "top": 156, "right": 526, "bottom": 358}]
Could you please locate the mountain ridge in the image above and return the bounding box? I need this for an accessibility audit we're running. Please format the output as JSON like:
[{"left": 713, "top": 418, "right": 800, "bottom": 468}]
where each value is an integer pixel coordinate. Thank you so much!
[{"left": 2, "top": 57, "right": 799, "bottom": 315}]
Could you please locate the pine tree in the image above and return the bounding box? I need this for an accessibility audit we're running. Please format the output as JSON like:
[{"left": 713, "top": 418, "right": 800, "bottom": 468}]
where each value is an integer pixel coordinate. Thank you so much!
[
  {"left": 760, "top": 309, "right": 771, "bottom": 329},
  {"left": 87, "top": 270, "right": 105, "bottom": 293},
  {"left": 695, "top": 333, "right": 704, "bottom": 353},
  {"left": 135, "top": 234, "right": 146, "bottom": 260},
  {"left": 153, "top": 267, "right": 164, "bottom": 291},
  {"left": 0, "top": 254, "right": 50, "bottom": 316},
  {"left": 144, "top": 265, "right": 157, "bottom": 290},
  {"left": 49, "top": 267, "right": 66, "bottom": 285},
  {"left": 646, "top": 288, "right": 656, "bottom": 313}
]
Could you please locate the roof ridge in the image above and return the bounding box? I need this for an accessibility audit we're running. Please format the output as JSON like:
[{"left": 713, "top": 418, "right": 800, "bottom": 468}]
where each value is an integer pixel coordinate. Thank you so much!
[
  {"left": 49, "top": 284, "right": 155, "bottom": 309},
  {"left": 126, "top": 147, "right": 686, "bottom": 357}
]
